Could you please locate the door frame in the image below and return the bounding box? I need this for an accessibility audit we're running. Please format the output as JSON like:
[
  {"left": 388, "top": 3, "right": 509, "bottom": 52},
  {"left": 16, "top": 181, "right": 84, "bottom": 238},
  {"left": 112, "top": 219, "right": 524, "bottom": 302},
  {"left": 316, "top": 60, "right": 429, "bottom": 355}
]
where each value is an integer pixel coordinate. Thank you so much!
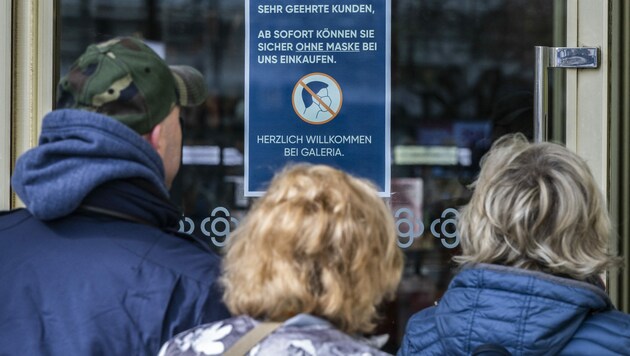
[
  {"left": 566, "top": 0, "right": 628, "bottom": 309},
  {"left": 6, "top": 0, "right": 56, "bottom": 208},
  {"left": 1, "top": 1, "right": 12, "bottom": 210}
]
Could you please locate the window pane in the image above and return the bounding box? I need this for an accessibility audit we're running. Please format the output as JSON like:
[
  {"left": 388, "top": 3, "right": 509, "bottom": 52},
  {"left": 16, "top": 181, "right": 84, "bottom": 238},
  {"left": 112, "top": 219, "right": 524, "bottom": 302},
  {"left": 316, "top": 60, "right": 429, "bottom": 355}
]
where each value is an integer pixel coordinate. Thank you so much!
[{"left": 58, "top": 0, "right": 563, "bottom": 351}]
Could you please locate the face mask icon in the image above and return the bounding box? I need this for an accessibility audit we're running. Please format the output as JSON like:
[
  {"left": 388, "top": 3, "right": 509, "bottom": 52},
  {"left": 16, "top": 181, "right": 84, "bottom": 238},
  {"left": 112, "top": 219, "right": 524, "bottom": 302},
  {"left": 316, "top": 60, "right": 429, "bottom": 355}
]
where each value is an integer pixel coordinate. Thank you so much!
[
  {"left": 292, "top": 73, "right": 343, "bottom": 124},
  {"left": 303, "top": 86, "right": 333, "bottom": 121}
]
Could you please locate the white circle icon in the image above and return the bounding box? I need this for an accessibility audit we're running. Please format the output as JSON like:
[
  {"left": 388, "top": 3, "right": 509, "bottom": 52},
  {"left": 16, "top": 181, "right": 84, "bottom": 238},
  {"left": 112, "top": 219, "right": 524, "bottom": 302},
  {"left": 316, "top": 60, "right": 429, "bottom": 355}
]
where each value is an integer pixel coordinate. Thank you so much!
[{"left": 292, "top": 72, "right": 343, "bottom": 125}]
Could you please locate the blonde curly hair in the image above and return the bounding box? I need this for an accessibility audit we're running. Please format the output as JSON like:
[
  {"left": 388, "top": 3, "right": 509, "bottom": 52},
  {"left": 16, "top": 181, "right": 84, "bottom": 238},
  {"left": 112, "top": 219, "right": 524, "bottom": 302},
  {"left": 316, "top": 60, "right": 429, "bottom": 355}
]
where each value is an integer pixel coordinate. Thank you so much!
[
  {"left": 221, "top": 164, "right": 403, "bottom": 334},
  {"left": 456, "top": 133, "right": 621, "bottom": 280}
]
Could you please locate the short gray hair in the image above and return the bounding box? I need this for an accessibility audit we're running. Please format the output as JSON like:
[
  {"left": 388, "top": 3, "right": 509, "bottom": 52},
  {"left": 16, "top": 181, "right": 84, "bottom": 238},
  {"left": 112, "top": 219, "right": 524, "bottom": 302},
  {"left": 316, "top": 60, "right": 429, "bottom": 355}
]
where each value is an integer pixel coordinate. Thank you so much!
[{"left": 456, "top": 133, "right": 621, "bottom": 279}]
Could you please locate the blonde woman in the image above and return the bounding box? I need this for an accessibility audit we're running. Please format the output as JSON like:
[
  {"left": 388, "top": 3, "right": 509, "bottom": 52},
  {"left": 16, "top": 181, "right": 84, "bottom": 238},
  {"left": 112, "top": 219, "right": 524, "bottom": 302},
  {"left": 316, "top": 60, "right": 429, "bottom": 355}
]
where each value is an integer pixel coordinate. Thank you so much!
[
  {"left": 160, "top": 164, "right": 403, "bottom": 355},
  {"left": 399, "top": 134, "right": 629, "bottom": 355}
]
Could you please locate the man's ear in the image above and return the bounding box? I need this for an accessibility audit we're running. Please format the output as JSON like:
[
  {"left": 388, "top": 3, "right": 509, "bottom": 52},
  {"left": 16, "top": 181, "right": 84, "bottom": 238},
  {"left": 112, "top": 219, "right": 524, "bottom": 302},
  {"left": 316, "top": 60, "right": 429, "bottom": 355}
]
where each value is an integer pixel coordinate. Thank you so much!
[{"left": 145, "top": 123, "right": 163, "bottom": 151}]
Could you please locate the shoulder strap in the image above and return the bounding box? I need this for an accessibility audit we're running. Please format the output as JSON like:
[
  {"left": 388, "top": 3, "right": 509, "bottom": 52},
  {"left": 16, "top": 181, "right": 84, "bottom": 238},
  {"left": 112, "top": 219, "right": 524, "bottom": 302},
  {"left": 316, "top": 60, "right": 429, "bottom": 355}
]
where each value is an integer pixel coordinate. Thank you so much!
[
  {"left": 78, "top": 205, "right": 153, "bottom": 226},
  {"left": 223, "top": 322, "right": 283, "bottom": 356},
  {"left": 78, "top": 204, "right": 217, "bottom": 254}
]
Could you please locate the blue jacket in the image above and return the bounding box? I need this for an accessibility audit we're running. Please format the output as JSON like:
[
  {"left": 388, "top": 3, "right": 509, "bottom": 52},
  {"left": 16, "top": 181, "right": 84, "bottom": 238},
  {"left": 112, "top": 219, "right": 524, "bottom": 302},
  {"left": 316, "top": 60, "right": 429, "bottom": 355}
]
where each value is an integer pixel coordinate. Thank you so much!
[
  {"left": 0, "top": 110, "right": 230, "bottom": 355},
  {"left": 398, "top": 264, "right": 630, "bottom": 355}
]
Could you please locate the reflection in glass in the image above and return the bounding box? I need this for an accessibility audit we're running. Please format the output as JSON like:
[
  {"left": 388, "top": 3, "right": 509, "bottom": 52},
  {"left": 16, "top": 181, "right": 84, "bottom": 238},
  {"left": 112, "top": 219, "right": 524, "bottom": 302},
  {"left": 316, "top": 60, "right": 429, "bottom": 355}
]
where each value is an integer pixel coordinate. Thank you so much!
[{"left": 58, "top": 0, "right": 563, "bottom": 352}]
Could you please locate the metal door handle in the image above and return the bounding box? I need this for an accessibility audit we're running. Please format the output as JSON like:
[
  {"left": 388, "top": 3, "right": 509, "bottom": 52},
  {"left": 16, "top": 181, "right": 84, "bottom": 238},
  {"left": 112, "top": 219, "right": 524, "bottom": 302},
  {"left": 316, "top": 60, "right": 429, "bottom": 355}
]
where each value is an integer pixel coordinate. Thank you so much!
[{"left": 534, "top": 46, "right": 599, "bottom": 142}]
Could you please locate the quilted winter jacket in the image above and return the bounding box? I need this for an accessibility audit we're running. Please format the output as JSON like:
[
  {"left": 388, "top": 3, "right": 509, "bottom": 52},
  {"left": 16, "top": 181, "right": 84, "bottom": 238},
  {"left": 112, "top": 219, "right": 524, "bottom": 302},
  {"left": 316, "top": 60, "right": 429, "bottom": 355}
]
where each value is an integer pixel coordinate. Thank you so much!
[
  {"left": 0, "top": 110, "right": 230, "bottom": 355},
  {"left": 398, "top": 264, "right": 630, "bottom": 356}
]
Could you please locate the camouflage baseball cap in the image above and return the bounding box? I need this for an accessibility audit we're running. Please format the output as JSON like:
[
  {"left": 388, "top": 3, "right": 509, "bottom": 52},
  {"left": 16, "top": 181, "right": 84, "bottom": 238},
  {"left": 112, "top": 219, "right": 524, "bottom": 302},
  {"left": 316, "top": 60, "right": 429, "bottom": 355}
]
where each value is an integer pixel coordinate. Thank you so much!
[{"left": 56, "top": 37, "right": 207, "bottom": 134}]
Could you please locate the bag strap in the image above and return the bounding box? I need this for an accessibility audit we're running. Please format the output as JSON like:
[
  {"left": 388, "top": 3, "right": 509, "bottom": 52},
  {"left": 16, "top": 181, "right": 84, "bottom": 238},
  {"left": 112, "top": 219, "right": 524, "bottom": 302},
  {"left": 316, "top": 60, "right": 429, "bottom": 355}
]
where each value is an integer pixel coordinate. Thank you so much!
[
  {"left": 77, "top": 204, "right": 217, "bottom": 254},
  {"left": 223, "top": 322, "right": 283, "bottom": 356}
]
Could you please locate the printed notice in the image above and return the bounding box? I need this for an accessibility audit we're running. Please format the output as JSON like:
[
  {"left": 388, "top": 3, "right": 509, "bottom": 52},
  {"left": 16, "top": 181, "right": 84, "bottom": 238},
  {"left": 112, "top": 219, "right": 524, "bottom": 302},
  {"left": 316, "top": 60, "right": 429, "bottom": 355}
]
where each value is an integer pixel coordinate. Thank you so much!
[{"left": 245, "top": 0, "right": 391, "bottom": 196}]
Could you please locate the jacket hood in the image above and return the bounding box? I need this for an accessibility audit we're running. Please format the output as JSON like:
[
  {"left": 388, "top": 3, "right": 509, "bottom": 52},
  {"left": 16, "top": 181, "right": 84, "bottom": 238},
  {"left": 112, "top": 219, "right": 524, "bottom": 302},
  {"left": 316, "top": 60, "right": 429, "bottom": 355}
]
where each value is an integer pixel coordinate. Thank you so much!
[
  {"left": 11, "top": 109, "right": 168, "bottom": 220},
  {"left": 435, "top": 264, "right": 612, "bottom": 355}
]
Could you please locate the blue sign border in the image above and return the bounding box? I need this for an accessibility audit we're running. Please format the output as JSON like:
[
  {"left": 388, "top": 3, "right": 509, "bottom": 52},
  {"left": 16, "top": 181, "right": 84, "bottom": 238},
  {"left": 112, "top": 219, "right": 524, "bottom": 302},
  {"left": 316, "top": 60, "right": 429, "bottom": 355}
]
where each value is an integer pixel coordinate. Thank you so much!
[{"left": 245, "top": 0, "right": 391, "bottom": 197}]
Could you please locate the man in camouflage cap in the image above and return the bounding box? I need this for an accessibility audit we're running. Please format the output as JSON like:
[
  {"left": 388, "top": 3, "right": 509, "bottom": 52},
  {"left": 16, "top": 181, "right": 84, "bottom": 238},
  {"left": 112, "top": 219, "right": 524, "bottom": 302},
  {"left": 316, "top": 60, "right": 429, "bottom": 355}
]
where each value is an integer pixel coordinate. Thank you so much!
[{"left": 0, "top": 37, "right": 229, "bottom": 356}]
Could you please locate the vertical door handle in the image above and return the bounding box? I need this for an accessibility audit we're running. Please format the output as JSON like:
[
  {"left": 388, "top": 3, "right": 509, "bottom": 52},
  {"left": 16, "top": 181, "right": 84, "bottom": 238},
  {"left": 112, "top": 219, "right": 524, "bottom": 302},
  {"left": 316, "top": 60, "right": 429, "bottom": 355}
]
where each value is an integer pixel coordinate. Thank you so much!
[{"left": 534, "top": 46, "right": 599, "bottom": 142}]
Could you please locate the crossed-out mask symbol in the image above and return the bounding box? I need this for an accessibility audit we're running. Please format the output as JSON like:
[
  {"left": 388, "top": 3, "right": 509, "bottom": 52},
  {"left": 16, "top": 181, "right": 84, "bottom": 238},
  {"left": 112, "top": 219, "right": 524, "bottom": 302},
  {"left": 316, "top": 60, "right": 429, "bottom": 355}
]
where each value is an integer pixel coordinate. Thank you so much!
[{"left": 292, "top": 72, "right": 343, "bottom": 124}]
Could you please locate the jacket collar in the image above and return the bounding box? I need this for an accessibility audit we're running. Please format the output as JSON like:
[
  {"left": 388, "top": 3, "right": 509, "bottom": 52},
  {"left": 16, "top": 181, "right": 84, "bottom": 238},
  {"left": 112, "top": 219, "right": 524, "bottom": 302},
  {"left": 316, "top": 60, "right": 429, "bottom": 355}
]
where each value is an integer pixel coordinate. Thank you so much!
[
  {"left": 80, "top": 178, "right": 180, "bottom": 230},
  {"left": 455, "top": 263, "right": 613, "bottom": 310}
]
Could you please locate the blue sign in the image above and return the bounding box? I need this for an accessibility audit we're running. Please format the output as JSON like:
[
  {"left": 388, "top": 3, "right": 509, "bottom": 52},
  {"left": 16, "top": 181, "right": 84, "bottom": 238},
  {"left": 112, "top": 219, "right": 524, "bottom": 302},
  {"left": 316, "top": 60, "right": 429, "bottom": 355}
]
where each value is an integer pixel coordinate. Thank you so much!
[{"left": 245, "top": 0, "right": 391, "bottom": 196}]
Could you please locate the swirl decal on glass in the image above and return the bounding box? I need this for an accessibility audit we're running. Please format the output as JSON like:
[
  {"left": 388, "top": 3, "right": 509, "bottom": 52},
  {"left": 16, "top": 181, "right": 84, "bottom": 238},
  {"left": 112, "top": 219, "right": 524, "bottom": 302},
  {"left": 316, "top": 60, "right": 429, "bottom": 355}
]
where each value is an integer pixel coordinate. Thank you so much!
[
  {"left": 395, "top": 208, "right": 424, "bottom": 248},
  {"left": 430, "top": 208, "right": 460, "bottom": 249}
]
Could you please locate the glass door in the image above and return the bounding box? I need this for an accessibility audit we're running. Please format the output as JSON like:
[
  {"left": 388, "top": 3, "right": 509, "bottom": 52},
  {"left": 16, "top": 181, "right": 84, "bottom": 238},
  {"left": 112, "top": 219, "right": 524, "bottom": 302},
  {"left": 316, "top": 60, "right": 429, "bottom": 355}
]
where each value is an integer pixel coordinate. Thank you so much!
[
  {"left": 386, "top": 1, "right": 564, "bottom": 349},
  {"left": 51, "top": 0, "right": 626, "bottom": 352}
]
